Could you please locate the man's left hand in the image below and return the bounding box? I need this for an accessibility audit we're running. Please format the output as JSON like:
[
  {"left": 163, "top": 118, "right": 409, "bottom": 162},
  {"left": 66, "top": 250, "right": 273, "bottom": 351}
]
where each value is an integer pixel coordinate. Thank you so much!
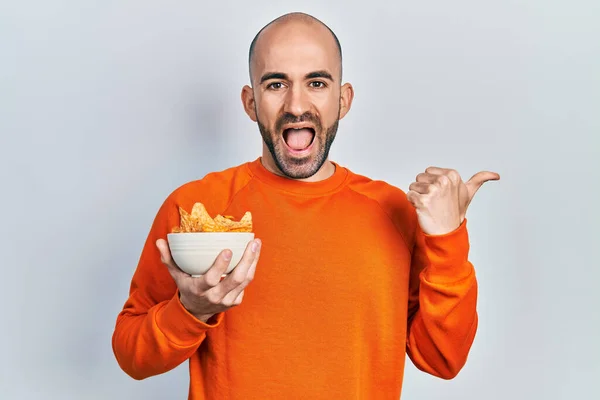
[{"left": 407, "top": 167, "right": 500, "bottom": 235}]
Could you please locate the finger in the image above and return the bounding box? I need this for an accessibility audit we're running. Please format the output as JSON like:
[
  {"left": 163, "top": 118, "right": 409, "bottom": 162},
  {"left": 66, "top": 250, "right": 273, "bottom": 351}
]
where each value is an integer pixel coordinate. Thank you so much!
[
  {"left": 408, "top": 182, "right": 432, "bottom": 194},
  {"left": 244, "top": 239, "right": 261, "bottom": 282},
  {"left": 234, "top": 290, "right": 245, "bottom": 305},
  {"left": 406, "top": 190, "right": 423, "bottom": 208},
  {"left": 425, "top": 167, "right": 462, "bottom": 184},
  {"left": 213, "top": 239, "right": 261, "bottom": 298},
  {"left": 466, "top": 171, "right": 500, "bottom": 197},
  {"left": 424, "top": 166, "right": 450, "bottom": 175},
  {"left": 415, "top": 172, "right": 437, "bottom": 184},
  {"left": 221, "top": 238, "right": 262, "bottom": 302},
  {"left": 193, "top": 249, "right": 233, "bottom": 293},
  {"left": 156, "top": 239, "right": 187, "bottom": 281},
  {"left": 221, "top": 289, "right": 245, "bottom": 308},
  {"left": 467, "top": 171, "right": 500, "bottom": 186}
]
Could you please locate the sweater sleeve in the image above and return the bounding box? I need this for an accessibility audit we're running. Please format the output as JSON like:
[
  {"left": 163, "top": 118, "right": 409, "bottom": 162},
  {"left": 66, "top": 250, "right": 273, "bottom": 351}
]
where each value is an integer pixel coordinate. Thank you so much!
[
  {"left": 405, "top": 219, "right": 478, "bottom": 379},
  {"left": 111, "top": 193, "right": 224, "bottom": 380}
]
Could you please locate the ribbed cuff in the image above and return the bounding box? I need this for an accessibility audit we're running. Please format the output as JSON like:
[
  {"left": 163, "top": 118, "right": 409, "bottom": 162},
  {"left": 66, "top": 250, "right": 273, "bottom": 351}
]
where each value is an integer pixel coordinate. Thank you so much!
[
  {"left": 155, "top": 290, "right": 224, "bottom": 346},
  {"left": 421, "top": 219, "right": 473, "bottom": 283}
]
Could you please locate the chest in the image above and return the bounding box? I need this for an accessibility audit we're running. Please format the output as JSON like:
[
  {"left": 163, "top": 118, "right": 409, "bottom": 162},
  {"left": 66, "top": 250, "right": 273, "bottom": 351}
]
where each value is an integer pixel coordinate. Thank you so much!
[{"left": 225, "top": 192, "right": 412, "bottom": 307}]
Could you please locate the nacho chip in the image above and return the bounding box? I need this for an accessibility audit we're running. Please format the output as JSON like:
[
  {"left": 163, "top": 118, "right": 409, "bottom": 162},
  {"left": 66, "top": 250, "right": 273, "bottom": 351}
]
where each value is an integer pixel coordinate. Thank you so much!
[{"left": 171, "top": 202, "right": 252, "bottom": 233}]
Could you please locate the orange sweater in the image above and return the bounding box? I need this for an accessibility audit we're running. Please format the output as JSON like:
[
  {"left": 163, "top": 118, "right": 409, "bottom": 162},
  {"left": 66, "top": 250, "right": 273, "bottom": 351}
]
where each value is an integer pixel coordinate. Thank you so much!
[{"left": 112, "top": 158, "right": 478, "bottom": 399}]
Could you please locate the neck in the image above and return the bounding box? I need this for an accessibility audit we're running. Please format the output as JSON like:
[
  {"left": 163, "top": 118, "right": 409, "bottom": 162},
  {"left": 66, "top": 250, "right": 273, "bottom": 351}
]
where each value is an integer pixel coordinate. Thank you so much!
[{"left": 261, "top": 148, "right": 335, "bottom": 183}]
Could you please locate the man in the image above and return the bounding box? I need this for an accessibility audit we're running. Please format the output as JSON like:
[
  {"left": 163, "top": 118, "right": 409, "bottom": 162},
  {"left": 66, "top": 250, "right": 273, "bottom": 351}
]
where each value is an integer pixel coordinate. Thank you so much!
[{"left": 112, "top": 12, "right": 499, "bottom": 399}]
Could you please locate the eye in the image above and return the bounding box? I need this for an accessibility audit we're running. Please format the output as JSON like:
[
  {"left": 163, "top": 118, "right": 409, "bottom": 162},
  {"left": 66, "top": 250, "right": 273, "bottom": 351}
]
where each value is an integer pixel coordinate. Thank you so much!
[
  {"left": 310, "top": 81, "right": 327, "bottom": 88},
  {"left": 267, "top": 82, "right": 284, "bottom": 90}
]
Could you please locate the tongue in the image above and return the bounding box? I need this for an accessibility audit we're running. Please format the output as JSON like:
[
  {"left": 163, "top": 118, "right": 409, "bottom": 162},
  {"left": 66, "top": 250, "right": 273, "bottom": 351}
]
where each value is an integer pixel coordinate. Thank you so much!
[{"left": 285, "top": 129, "right": 313, "bottom": 150}]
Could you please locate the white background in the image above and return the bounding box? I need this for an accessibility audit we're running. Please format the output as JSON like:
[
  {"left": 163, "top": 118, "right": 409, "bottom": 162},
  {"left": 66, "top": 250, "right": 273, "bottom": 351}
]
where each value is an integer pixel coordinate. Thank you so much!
[{"left": 1, "top": 1, "right": 599, "bottom": 399}]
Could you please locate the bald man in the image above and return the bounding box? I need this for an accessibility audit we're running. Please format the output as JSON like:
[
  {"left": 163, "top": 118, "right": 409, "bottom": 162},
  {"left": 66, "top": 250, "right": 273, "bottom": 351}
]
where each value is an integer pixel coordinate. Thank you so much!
[
  {"left": 112, "top": 12, "right": 499, "bottom": 399},
  {"left": 243, "top": 12, "right": 351, "bottom": 182}
]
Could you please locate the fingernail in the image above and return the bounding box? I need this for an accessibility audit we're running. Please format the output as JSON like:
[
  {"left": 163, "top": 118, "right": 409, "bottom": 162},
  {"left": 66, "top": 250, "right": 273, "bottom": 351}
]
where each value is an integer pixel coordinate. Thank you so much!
[
  {"left": 223, "top": 250, "right": 232, "bottom": 260},
  {"left": 252, "top": 239, "right": 261, "bottom": 253}
]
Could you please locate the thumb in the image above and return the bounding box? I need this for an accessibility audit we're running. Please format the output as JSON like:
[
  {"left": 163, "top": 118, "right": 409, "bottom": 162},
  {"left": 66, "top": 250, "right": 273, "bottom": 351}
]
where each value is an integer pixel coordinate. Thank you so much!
[
  {"left": 466, "top": 171, "right": 500, "bottom": 198},
  {"left": 156, "top": 238, "right": 186, "bottom": 280}
]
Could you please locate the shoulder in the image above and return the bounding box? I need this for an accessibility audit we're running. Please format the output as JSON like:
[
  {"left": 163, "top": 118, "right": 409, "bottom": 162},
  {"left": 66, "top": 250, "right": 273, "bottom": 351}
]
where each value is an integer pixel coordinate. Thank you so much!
[
  {"left": 344, "top": 167, "right": 419, "bottom": 249},
  {"left": 344, "top": 167, "right": 411, "bottom": 213}
]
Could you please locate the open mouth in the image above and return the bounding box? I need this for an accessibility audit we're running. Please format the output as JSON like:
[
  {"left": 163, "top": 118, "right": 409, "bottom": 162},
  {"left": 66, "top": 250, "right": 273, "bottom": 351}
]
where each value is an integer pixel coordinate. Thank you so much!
[{"left": 282, "top": 128, "right": 315, "bottom": 152}]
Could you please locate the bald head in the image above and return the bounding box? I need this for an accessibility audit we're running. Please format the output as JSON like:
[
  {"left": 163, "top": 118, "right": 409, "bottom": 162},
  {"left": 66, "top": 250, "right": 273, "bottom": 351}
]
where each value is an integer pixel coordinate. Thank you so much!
[{"left": 248, "top": 12, "right": 343, "bottom": 84}]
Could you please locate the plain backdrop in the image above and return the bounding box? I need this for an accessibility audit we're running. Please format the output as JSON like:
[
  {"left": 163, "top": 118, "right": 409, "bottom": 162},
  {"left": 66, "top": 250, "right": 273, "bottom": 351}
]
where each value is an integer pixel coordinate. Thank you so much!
[{"left": 1, "top": 1, "right": 599, "bottom": 399}]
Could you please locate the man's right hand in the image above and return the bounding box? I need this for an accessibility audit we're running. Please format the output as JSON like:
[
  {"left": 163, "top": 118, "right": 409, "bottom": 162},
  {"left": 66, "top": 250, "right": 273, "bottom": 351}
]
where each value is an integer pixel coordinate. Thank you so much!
[{"left": 156, "top": 237, "right": 262, "bottom": 323}]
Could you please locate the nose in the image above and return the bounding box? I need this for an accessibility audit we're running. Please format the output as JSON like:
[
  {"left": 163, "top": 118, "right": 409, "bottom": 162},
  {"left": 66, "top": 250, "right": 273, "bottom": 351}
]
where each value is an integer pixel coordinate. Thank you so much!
[{"left": 283, "top": 84, "right": 310, "bottom": 117}]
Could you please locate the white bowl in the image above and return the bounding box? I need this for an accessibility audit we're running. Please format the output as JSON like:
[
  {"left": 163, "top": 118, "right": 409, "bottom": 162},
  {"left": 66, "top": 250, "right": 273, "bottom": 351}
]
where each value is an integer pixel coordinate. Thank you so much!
[{"left": 167, "top": 232, "right": 255, "bottom": 277}]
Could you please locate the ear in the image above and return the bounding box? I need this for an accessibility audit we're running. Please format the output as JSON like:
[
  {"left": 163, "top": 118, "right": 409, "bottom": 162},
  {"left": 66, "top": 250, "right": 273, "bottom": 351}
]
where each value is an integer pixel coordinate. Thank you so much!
[
  {"left": 338, "top": 83, "right": 354, "bottom": 120},
  {"left": 241, "top": 85, "right": 257, "bottom": 122}
]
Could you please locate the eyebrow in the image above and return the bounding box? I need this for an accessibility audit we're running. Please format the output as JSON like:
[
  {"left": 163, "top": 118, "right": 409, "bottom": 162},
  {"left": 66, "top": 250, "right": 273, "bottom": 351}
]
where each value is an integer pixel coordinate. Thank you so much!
[
  {"left": 259, "top": 70, "right": 335, "bottom": 84},
  {"left": 260, "top": 72, "right": 288, "bottom": 84},
  {"left": 305, "top": 70, "right": 334, "bottom": 81}
]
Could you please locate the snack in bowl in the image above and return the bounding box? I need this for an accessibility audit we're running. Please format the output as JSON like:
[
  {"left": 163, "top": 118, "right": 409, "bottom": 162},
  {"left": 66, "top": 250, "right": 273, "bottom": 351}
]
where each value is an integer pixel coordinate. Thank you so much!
[{"left": 167, "top": 202, "right": 254, "bottom": 277}]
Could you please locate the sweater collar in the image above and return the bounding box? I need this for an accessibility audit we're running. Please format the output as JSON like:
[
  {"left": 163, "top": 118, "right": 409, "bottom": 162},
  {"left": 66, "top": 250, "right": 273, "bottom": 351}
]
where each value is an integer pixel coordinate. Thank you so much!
[{"left": 246, "top": 157, "right": 349, "bottom": 196}]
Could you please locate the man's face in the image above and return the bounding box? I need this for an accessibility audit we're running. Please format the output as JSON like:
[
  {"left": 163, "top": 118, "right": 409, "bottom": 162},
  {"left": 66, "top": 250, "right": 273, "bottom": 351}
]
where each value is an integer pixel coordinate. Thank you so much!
[{"left": 243, "top": 21, "right": 353, "bottom": 180}]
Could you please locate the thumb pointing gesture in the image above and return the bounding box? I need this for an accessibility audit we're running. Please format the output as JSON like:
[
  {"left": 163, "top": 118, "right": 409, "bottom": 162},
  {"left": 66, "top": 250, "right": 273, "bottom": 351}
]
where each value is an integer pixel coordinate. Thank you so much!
[
  {"left": 460, "top": 171, "right": 500, "bottom": 214},
  {"left": 466, "top": 171, "right": 500, "bottom": 198},
  {"left": 407, "top": 166, "right": 499, "bottom": 235}
]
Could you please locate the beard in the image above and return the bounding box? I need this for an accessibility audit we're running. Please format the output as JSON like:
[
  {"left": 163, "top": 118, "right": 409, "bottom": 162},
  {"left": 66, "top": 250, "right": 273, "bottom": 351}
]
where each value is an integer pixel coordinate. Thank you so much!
[{"left": 257, "top": 108, "right": 340, "bottom": 180}]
